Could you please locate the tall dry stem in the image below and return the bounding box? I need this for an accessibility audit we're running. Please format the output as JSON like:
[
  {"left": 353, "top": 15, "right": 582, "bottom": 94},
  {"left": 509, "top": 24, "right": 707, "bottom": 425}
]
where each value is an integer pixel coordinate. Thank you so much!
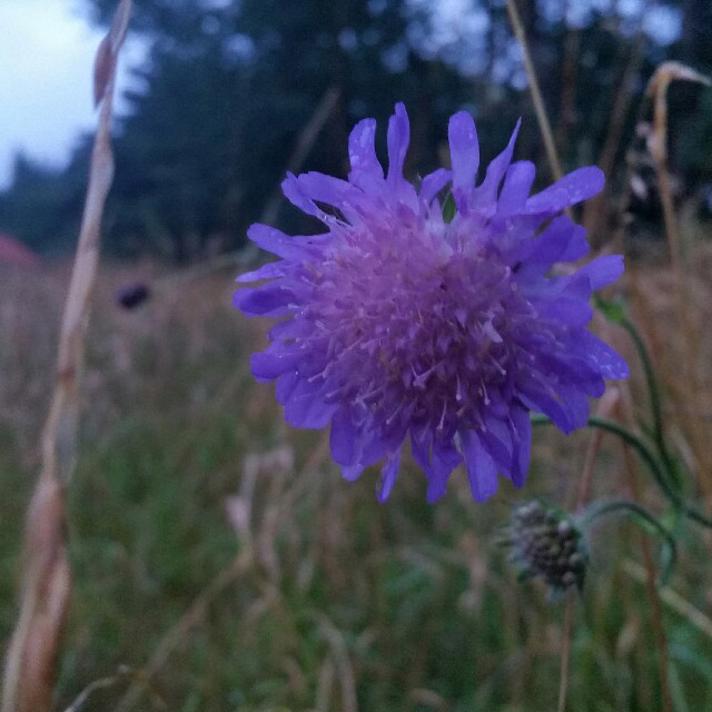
[
  {"left": 583, "top": 31, "right": 645, "bottom": 241},
  {"left": 503, "top": 5, "right": 575, "bottom": 707},
  {"left": 646, "top": 62, "right": 712, "bottom": 490},
  {"left": 505, "top": 0, "right": 564, "bottom": 183},
  {"left": 617, "top": 393, "right": 673, "bottom": 712},
  {"left": 0, "top": 4, "right": 131, "bottom": 711}
]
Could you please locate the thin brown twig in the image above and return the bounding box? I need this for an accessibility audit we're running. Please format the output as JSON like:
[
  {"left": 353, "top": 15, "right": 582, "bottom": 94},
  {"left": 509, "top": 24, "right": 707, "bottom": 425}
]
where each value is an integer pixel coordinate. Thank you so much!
[{"left": 0, "top": 5, "right": 131, "bottom": 712}]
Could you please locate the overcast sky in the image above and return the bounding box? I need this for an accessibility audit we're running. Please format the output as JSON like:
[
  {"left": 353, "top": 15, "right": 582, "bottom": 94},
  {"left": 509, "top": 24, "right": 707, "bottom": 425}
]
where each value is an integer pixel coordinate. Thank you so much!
[{"left": 0, "top": 0, "right": 140, "bottom": 188}]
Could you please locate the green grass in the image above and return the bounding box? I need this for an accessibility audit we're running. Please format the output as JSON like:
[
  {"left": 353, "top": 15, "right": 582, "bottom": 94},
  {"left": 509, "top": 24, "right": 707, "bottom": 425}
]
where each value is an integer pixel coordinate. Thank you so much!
[{"left": 1, "top": 270, "right": 711, "bottom": 711}]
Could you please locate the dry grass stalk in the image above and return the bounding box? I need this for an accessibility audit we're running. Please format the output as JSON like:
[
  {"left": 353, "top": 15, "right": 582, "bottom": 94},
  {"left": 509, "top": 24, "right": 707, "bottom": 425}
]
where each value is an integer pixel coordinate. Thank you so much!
[
  {"left": 554, "top": 16, "right": 580, "bottom": 157},
  {"left": 616, "top": 388, "right": 673, "bottom": 712},
  {"left": 583, "top": 31, "right": 646, "bottom": 241},
  {"left": 555, "top": 385, "right": 620, "bottom": 712},
  {"left": 505, "top": 0, "right": 564, "bottom": 183},
  {"left": 0, "top": 3, "right": 131, "bottom": 711},
  {"left": 504, "top": 7, "right": 586, "bottom": 708},
  {"left": 622, "top": 560, "right": 712, "bottom": 642},
  {"left": 570, "top": 386, "right": 621, "bottom": 510},
  {"left": 259, "top": 85, "right": 341, "bottom": 226},
  {"left": 314, "top": 615, "right": 359, "bottom": 712},
  {"left": 503, "top": 6, "right": 579, "bottom": 707},
  {"left": 556, "top": 597, "right": 574, "bottom": 712},
  {"left": 646, "top": 62, "right": 712, "bottom": 491},
  {"left": 61, "top": 667, "right": 132, "bottom": 712}
]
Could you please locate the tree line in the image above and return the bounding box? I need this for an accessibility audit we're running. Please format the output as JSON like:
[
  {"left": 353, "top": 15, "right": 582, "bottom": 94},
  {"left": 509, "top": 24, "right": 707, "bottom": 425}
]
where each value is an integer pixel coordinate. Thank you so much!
[{"left": 1, "top": 0, "right": 710, "bottom": 261}]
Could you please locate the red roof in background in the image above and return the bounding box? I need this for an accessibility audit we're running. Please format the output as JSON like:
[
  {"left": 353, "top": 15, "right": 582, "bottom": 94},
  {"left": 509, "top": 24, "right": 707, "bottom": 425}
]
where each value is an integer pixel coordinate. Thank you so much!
[{"left": 0, "top": 233, "right": 41, "bottom": 268}]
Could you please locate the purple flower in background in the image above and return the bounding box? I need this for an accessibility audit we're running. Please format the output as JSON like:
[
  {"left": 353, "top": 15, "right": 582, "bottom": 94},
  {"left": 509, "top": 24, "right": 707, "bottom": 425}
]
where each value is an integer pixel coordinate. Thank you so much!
[{"left": 235, "top": 103, "right": 628, "bottom": 503}]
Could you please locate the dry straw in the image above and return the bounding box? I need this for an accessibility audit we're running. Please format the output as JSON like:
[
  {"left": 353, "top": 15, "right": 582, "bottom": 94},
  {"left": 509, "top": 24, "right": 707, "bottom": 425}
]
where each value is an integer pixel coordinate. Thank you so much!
[
  {"left": 646, "top": 62, "right": 712, "bottom": 487},
  {"left": 0, "top": 3, "right": 132, "bottom": 711},
  {"left": 503, "top": 4, "right": 576, "bottom": 709}
]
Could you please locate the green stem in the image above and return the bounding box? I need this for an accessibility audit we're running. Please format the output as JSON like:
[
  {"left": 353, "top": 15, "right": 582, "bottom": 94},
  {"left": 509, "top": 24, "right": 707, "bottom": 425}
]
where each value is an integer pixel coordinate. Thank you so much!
[
  {"left": 620, "top": 317, "right": 677, "bottom": 479},
  {"left": 581, "top": 500, "right": 677, "bottom": 584},
  {"left": 532, "top": 415, "right": 712, "bottom": 529}
]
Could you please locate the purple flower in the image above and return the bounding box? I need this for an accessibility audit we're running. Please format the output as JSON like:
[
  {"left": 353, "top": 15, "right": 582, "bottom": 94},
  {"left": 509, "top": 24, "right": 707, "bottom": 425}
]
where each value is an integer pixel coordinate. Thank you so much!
[{"left": 235, "top": 103, "right": 628, "bottom": 503}]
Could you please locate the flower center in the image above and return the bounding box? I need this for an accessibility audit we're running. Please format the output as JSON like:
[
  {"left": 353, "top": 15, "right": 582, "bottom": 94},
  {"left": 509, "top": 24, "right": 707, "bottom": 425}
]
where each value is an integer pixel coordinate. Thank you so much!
[{"left": 302, "top": 231, "right": 529, "bottom": 435}]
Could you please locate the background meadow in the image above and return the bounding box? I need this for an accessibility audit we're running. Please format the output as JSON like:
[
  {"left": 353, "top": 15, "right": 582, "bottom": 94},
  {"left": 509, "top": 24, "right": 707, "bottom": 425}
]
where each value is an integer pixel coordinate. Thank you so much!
[{"left": 1, "top": 1, "right": 712, "bottom": 710}]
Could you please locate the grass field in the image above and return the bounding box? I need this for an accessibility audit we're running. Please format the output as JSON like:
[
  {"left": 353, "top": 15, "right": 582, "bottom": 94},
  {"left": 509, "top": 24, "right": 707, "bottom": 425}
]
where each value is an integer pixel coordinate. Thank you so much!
[{"left": 1, "top": 256, "right": 711, "bottom": 712}]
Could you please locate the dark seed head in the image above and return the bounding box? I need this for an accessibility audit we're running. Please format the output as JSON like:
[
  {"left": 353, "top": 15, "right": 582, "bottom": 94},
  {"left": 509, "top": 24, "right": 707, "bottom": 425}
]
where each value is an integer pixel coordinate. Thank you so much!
[{"left": 501, "top": 500, "right": 588, "bottom": 596}]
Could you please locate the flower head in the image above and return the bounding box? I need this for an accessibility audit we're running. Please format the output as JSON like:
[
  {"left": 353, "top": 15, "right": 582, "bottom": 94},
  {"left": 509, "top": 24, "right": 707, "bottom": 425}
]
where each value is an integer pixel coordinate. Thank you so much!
[
  {"left": 235, "top": 103, "right": 628, "bottom": 503},
  {"left": 500, "top": 500, "right": 588, "bottom": 596}
]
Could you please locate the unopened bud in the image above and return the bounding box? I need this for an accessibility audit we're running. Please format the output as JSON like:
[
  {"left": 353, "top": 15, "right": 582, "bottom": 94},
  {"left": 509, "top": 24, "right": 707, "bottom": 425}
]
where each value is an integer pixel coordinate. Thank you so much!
[{"left": 500, "top": 500, "right": 588, "bottom": 597}]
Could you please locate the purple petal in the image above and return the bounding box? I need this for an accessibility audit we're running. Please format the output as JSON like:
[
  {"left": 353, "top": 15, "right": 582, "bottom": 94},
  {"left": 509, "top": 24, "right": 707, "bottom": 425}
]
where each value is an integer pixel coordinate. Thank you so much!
[
  {"left": 479, "top": 416, "right": 513, "bottom": 472},
  {"left": 577, "top": 254, "right": 624, "bottom": 290},
  {"left": 247, "top": 223, "right": 325, "bottom": 260},
  {"left": 460, "top": 429, "right": 498, "bottom": 502},
  {"left": 525, "top": 166, "right": 605, "bottom": 214},
  {"left": 233, "top": 285, "right": 295, "bottom": 316},
  {"left": 330, "top": 408, "right": 359, "bottom": 465},
  {"left": 349, "top": 118, "right": 384, "bottom": 192},
  {"left": 498, "top": 160, "right": 536, "bottom": 214},
  {"left": 420, "top": 168, "right": 451, "bottom": 204},
  {"left": 516, "top": 216, "right": 589, "bottom": 273},
  {"left": 518, "top": 381, "right": 573, "bottom": 434},
  {"left": 448, "top": 111, "right": 479, "bottom": 208},
  {"left": 237, "top": 261, "right": 286, "bottom": 283},
  {"left": 386, "top": 103, "right": 410, "bottom": 186},
  {"left": 426, "top": 441, "right": 461, "bottom": 503},
  {"left": 275, "top": 371, "right": 299, "bottom": 404},
  {"left": 284, "top": 381, "right": 335, "bottom": 428},
  {"left": 473, "top": 119, "right": 521, "bottom": 212},
  {"left": 558, "top": 385, "right": 590, "bottom": 431},
  {"left": 578, "top": 331, "right": 630, "bottom": 380},
  {"left": 297, "top": 172, "right": 362, "bottom": 209},
  {"left": 251, "top": 351, "right": 300, "bottom": 382},
  {"left": 509, "top": 405, "right": 531, "bottom": 487},
  {"left": 536, "top": 295, "right": 593, "bottom": 327},
  {"left": 410, "top": 426, "right": 432, "bottom": 475},
  {"left": 378, "top": 451, "right": 401, "bottom": 502},
  {"left": 341, "top": 463, "right": 364, "bottom": 482},
  {"left": 282, "top": 172, "right": 320, "bottom": 217}
]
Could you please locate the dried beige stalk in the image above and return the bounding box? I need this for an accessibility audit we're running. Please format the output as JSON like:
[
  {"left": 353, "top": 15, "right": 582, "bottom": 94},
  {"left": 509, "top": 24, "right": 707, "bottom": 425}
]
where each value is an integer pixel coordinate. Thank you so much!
[
  {"left": 1, "top": 3, "right": 131, "bottom": 711},
  {"left": 646, "top": 61, "right": 712, "bottom": 491}
]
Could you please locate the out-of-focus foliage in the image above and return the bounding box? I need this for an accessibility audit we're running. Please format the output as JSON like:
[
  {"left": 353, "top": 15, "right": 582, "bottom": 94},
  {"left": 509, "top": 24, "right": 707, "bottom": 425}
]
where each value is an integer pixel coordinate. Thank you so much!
[
  {"left": 3, "top": 262, "right": 712, "bottom": 711},
  {"left": 0, "top": 0, "right": 710, "bottom": 260}
]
